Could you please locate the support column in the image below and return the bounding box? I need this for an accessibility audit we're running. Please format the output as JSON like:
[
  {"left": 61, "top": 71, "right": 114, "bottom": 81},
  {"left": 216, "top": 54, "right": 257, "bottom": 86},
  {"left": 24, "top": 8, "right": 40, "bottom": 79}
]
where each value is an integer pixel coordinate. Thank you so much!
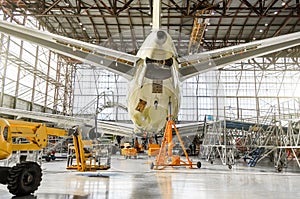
[
  {"left": 0, "top": 34, "right": 10, "bottom": 107},
  {"left": 53, "top": 57, "right": 61, "bottom": 113},
  {"left": 13, "top": 17, "right": 26, "bottom": 109},
  {"left": 30, "top": 45, "right": 39, "bottom": 111},
  {"left": 43, "top": 51, "right": 52, "bottom": 112}
]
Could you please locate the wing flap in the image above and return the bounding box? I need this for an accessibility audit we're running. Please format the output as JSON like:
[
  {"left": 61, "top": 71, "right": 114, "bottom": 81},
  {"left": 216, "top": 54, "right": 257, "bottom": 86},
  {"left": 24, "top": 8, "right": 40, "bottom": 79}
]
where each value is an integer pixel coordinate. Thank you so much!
[
  {"left": 97, "top": 120, "right": 134, "bottom": 137},
  {"left": 176, "top": 122, "right": 206, "bottom": 137},
  {"left": 178, "top": 31, "right": 300, "bottom": 81}
]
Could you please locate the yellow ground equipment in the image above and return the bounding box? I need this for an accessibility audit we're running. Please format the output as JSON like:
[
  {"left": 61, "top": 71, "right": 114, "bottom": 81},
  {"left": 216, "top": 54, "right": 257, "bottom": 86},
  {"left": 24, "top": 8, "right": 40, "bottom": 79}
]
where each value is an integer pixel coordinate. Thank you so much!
[
  {"left": 66, "top": 129, "right": 111, "bottom": 171},
  {"left": 0, "top": 118, "right": 75, "bottom": 196},
  {"left": 151, "top": 119, "right": 201, "bottom": 170},
  {"left": 121, "top": 143, "right": 138, "bottom": 159},
  {"left": 148, "top": 143, "right": 160, "bottom": 157}
]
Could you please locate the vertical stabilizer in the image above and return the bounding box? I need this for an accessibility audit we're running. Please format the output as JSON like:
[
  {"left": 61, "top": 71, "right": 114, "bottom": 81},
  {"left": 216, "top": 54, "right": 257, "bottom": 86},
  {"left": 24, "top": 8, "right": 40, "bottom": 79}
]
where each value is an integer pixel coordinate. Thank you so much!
[{"left": 152, "top": 0, "right": 162, "bottom": 30}]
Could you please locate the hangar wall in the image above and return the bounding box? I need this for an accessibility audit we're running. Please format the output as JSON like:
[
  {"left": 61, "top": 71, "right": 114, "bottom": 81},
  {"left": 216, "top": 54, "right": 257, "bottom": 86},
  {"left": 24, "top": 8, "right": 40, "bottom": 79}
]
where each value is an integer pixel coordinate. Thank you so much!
[
  {"left": 0, "top": 13, "right": 74, "bottom": 115},
  {"left": 72, "top": 56, "right": 300, "bottom": 123},
  {"left": 1, "top": 11, "right": 300, "bottom": 125}
]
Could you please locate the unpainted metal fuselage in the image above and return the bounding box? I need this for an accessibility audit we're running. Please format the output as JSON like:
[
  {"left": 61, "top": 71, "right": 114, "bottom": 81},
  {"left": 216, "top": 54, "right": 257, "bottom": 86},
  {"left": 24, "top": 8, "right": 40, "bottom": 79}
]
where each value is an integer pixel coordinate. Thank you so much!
[{"left": 127, "top": 30, "right": 180, "bottom": 133}]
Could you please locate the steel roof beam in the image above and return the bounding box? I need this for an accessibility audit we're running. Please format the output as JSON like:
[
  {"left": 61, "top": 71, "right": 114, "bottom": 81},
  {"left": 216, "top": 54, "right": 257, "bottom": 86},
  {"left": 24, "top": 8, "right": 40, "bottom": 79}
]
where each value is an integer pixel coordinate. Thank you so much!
[
  {"left": 98, "top": 0, "right": 115, "bottom": 15},
  {"left": 262, "top": 0, "right": 278, "bottom": 16},
  {"left": 42, "top": 0, "right": 63, "bottom": 15},
  {"left": 240, "top": 0, "right": 261, "bottom": 16},
  {"left": 116, "top": 0, "right": 135, "bottom": 15}
]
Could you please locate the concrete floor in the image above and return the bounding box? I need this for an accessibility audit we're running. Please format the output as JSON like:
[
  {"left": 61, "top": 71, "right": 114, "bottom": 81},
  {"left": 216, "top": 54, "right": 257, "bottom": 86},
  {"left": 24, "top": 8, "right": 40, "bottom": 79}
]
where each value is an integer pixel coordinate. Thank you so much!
[{"left": 1, "top": 155, "right": 300, "bottom": 199}]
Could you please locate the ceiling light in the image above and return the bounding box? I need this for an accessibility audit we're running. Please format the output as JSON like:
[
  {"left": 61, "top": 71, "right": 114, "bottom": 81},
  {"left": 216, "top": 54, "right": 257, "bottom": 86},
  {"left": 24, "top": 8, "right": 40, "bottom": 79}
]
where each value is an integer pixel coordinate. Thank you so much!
[
  {"left": 274, "top": 11, "right": 278, "bottom": 15},
  {"left": 83, "top": 27, "right": 86, "bottom": 30},
  {"left": 264, "top": 23, "right": 268, "bottom": 26},
  {"left": 282, "top": 1, "right": 286, "bottom": 6},
  {"left": 79, "top": 22, "right": 82, "bottom": 26},
  {"left": 259, "top": 29, "right": 263, "bottom": 33}
]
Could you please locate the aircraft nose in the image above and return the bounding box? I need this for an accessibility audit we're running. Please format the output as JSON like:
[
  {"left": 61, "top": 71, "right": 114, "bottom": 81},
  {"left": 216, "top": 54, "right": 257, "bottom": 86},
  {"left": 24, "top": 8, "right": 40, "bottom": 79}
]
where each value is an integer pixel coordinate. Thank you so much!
[{"left": 156, "top": 31, "right": 167, "bottom": 45}]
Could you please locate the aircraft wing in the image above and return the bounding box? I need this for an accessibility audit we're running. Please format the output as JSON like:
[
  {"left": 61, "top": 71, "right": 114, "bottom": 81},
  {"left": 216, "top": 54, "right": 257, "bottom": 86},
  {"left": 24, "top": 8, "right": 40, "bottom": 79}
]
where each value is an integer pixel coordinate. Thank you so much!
[
  {"left": 178, "top": 31, "right": 300, "bottom": 81},
  {"left": 96, "top": 120, "right": 134, "bottom": 137},
  {"left": 0, "top": 20, "right": 138, "bottom": 80},
  {"left": 0, "top": 107, "right": 134, "bottom": 137},
  {"left": 175, "top": 122, "right": 207, "bottom": 137},
  {"left": 0, "top": 106, "right": 206, "bottom": 138}
]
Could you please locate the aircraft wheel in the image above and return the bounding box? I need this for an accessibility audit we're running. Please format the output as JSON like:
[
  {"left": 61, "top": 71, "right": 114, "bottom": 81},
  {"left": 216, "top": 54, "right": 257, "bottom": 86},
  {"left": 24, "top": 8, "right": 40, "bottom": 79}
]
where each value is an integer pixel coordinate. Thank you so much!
[
  {"left": 45, "top": 156, "right": 51, "bottom": 162},
  {"left": 196, "top": 161, "right": 201, "bottom": 168},
  {"left": 7, "top": 162, "right": 42, "bottom": 196},
  {"left": 228, "top": 165, "right": 232, "bottom": 169},
  {"left": 277, "top": 166, "right": 283, "bottom": 172},
  {"left": 150, "top": 162, "right": 154, "bottom": 170},
  {"left": 51, "top": 155, "right": 56, "bottom": 161}
]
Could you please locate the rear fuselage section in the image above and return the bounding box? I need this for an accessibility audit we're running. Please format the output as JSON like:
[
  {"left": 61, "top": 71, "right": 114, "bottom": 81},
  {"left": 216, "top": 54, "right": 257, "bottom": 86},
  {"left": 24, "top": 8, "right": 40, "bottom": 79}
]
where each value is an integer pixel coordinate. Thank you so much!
[{"left": 127, "top": 30, "right": 181, "bottom": 133}]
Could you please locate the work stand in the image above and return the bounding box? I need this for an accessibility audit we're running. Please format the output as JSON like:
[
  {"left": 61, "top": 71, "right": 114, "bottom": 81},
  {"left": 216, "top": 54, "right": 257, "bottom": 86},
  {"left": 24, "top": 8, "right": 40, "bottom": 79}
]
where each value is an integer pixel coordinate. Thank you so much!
[{"left": 151, "top": 118, "right": 201, "bottom": 170}]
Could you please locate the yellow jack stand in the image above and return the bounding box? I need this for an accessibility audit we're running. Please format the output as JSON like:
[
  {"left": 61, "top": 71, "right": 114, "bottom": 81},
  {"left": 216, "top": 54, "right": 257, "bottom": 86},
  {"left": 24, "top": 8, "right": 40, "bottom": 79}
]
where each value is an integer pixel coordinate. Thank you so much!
[{"left": 151, "top": 118, "right": 201, "bottom": 170}]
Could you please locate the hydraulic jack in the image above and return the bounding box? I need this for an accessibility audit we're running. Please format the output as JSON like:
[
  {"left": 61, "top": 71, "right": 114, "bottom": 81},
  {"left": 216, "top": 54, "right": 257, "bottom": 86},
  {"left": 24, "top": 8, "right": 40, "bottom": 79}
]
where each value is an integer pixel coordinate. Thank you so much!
[{"left": 150, "top": 118, "right": 201, "bottom": 170}]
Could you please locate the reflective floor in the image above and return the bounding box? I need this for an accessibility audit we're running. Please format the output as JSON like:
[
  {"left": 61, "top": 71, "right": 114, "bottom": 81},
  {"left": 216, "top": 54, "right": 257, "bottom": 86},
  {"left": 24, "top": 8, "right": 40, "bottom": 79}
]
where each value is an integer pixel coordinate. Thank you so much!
[{"left": 1, "top": 155, "right": 300, "bottom": 199}]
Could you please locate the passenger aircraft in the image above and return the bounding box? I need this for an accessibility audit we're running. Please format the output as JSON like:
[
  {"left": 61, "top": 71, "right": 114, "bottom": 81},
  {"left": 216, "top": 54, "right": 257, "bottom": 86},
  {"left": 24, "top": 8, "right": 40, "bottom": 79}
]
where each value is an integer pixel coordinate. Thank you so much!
[{"left": 1, "top": 0, "right": 300, "bottom": 136}]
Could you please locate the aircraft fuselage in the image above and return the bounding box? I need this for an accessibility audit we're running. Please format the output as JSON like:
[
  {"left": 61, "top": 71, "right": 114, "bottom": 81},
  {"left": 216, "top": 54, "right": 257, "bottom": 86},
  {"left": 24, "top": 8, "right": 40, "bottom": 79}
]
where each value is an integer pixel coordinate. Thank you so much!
[{"left": 127, "top": 30, "right": 180, "bottom": 133}]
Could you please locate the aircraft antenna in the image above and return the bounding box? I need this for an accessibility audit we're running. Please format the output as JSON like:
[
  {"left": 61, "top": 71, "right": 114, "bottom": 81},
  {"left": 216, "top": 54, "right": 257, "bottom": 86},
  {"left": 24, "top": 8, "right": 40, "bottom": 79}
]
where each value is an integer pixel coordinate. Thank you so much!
[{"left": 152, "top": 0, "right": 162, "bottom": 30}]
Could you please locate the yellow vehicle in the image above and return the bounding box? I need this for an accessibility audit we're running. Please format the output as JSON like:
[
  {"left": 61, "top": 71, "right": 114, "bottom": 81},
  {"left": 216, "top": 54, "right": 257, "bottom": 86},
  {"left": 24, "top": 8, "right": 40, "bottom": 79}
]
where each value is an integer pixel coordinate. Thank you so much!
[
  {"left": 148, "top": 143, "right": 160, "bottom": 157},
  {"left": 121, "top": 143, "right": 138, "bottom": 159},
  {"left": 120, "top": 139, "right": 145, "bottom": 159},
  {"left": 0, "top": 118, "right": 74, "bottom": 196},
  {"left": 66, "top": 130, "right": 111, "bottom": 171}
]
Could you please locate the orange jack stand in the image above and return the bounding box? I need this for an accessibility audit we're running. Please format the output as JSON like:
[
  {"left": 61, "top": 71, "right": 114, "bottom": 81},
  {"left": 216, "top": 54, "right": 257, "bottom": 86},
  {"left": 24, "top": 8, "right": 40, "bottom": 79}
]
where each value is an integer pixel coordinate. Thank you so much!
[{"left": 150, "top": 118, "right": 201, "bottom": 170}]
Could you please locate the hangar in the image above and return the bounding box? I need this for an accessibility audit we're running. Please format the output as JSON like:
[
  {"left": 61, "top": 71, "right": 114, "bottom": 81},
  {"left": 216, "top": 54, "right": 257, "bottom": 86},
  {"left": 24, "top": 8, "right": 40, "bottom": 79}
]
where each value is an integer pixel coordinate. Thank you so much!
[{"left": 0, "top": 0, "right": 300, "bottom": 198}]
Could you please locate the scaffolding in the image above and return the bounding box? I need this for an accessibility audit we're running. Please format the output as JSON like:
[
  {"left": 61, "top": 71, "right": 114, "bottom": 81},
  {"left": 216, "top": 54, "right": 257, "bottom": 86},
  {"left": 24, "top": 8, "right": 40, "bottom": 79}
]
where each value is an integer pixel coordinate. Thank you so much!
[{"left": 202, "top": 105, "right": 300, "bottom": 171}]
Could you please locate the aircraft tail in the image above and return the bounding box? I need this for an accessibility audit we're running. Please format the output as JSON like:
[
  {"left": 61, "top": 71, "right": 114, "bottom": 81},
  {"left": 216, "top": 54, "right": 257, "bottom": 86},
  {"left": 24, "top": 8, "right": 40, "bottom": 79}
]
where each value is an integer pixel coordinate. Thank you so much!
[{"left": 152, "top": 0, "right": 162, "bottom": 30}]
